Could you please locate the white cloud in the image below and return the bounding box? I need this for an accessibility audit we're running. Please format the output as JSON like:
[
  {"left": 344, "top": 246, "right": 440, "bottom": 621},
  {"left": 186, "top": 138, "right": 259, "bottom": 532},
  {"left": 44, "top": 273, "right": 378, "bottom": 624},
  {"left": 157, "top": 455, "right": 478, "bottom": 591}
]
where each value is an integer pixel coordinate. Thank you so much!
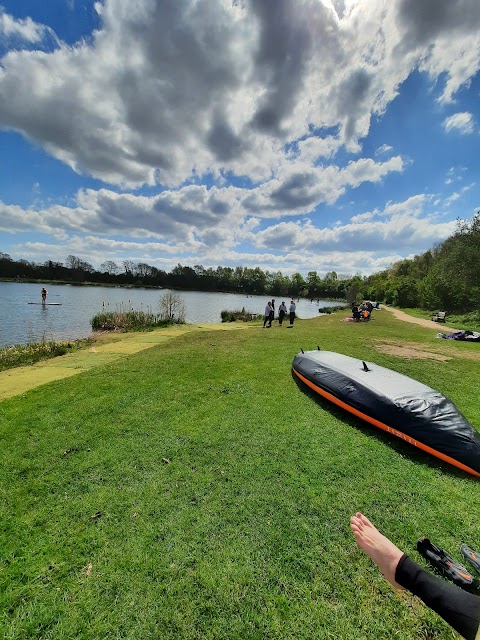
[
  {"left": 0, "top": 0, "right": 478, "bottom": 189},
  {"left": 13, "top": 235, "right": 408, "bottom": 277},
  {"left": 1, "top": 0, "right": 480, "bottom": 278},
  {"left": 252, "top": 195, "right": 456, "bottom": 253},
  {"left": 0, "top": 8, "right": 46, "bottom": 43},
  {"left": 395, "top": 0, "right": 480, "bottom": 103},
  {"left": 375, "top": 144, "right": 393, "bottom": 156},
  {"left": 443, "top": 192, "right": 460, "bottom": 208},
  {"left": 3, "top": 188, "right": 456, "bottom": 276},
  {"left": 0, "top": 153, "right": 404, "bottom": 249},
  {"left": 443, "top": 112, "right": 475, "bottom": 135}
]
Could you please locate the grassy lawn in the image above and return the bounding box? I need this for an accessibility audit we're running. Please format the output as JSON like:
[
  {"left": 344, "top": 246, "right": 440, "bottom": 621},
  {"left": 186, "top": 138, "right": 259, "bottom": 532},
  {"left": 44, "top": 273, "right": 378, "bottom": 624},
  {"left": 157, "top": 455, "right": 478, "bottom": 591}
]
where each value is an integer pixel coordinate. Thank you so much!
[{"left": 1, "top": 309, "right": 479, "bottom": 639}]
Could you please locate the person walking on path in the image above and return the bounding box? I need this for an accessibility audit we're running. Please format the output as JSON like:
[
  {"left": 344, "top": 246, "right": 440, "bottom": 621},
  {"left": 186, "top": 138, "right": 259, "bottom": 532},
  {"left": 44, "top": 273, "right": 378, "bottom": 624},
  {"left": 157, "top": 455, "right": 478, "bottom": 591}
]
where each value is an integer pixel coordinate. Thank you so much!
[
  {"left": 263, "top": 301, "right": 273, "bottom": 328},
  {"left": 41, "top": 287, "right": 47, "bottom": 303},
  {"left": 350, "top": 512, "right": 480, "bottom": 640},
  {"left": 278, "top": 301, "right": 287, "bottom": 325},
  {"left": 288, "top": 300, "right": 296, "bottom": 327}
]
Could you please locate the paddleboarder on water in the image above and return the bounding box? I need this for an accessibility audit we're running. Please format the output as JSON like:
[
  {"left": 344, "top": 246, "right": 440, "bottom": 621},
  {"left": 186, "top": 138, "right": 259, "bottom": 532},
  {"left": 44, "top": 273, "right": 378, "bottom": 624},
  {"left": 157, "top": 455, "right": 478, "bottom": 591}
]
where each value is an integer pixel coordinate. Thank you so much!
[{"left": 41, "top": 287, "right": 47, "bottom": 303}]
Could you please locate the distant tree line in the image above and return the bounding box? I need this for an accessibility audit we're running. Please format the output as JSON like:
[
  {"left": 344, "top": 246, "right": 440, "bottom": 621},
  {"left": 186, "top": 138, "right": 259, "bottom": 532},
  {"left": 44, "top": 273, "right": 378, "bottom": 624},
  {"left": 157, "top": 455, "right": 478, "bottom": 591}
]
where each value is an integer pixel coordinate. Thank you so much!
[
  {"left": 0, "top": 253, "right": 355, "bottom": 299},
  {"left": 1, "top": 212, "right": 479, "bottom": 311}
]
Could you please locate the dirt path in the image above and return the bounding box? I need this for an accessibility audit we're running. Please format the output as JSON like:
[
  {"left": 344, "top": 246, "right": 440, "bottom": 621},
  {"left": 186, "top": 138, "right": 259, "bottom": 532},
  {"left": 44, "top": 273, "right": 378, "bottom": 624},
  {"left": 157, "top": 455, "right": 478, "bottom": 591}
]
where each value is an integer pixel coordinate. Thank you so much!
[
  {"left": 0, "top": 323, "right": 254, "bottom": 402},
  {"left": 382, "top": 306, "right": 456, "bottom": 333}
]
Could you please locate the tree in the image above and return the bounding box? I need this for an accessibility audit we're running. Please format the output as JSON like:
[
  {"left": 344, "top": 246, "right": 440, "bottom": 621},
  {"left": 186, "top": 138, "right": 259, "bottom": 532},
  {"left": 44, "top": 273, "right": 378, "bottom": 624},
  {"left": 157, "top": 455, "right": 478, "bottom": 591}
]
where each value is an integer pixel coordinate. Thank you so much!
[
  {"left": 389, "top": 277, "right": 419, "bottom": 307},
  {"left": 345, "top": 276, "right": 363, "bottom": 305},
  {"left": 306, "top": 271, "right": 320, "bottom": 298},
  {"left": 100, "top": 260, "right": 119, "bottom": 275},
  {"left": 270, "top": 271, "right": 290, "bottom": 296},
  {"left": 290, "top": 272, "right": 306, "bottom": 297},
  {"left": 158, "top": 292, "right": 186, "bottom": 323},
  {"left": 123, "top": 260, "right": 136, "bottom": 275},
  {"left": 243, "top": 267, "right": 267, "bottom": 294},
  {"left": 65, "top": 255, "right": 93, "bottom": 272}
]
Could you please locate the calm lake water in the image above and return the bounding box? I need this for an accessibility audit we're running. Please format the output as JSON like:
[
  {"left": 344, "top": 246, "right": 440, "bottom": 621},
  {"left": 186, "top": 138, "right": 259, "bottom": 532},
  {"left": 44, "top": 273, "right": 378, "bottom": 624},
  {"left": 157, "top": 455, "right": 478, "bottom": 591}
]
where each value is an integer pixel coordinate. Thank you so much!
[{"left": 0, "top": 281, "right": 341, "bottom": 347}]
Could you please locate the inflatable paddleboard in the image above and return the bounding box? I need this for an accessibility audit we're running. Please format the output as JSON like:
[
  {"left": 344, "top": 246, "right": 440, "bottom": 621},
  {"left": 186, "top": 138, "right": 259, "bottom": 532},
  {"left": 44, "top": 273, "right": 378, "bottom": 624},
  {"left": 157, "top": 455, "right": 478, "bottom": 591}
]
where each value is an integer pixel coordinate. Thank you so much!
[
  {"left": 292, "top": 350, "right": 480, "bottom": 477},
  {"left": 28, "top": 302, "right": 62, "bottom": 305}
]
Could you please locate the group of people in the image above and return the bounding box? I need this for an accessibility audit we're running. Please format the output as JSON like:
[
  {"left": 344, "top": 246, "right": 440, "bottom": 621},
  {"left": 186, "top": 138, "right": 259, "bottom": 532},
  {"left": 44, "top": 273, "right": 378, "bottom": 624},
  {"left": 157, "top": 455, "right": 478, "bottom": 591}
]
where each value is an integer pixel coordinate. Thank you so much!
[
  {"left": 263, "top": 299, "right": 297, "bottom": 328},
  {"left": 351, "top": 300, "right": 374, "bottom": 322}
]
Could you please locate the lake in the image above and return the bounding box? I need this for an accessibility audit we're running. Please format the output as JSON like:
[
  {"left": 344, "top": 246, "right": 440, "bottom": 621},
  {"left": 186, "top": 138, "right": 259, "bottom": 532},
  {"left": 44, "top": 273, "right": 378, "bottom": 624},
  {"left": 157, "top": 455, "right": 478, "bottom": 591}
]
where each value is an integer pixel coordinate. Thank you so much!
[{"left": 0, "top": 281, "right": 342, "bottom": 347}]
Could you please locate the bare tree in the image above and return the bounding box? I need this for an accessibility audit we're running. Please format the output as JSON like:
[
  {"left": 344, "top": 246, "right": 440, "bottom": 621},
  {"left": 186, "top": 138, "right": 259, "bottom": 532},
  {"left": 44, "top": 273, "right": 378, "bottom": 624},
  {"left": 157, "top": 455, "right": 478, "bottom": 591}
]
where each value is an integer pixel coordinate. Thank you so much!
[
  {"left": 123, "top": 260, "right": 136, "bottom": 275},
  {"left": 100, "top": 260, "right": 119, "bottom": 275},
  {"left": 66, "top": 255, "right": 94, "bottom": 272},
  {"left": 158, "top": 292, "right": 186, "bottom": 323}
]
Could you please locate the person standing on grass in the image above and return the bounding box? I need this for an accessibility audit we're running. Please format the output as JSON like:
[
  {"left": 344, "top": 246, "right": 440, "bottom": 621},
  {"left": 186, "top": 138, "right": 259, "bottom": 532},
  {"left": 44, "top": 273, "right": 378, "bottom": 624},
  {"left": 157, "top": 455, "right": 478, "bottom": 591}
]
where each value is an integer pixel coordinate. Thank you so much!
[
  {"left": 263, "top": 301, "right": 273, "bottom": 328},
  {"left": 270, "top": 299, "right": 275, "bottom": 325},
  {"left": 41, "top": 287, "right": 47, "bottom": 303},
  {"left": 288, "top": 299, "right": 296, "bottom": 327},
  {"left": 278, "top": 301, "right": 287, "bottom": 325}
]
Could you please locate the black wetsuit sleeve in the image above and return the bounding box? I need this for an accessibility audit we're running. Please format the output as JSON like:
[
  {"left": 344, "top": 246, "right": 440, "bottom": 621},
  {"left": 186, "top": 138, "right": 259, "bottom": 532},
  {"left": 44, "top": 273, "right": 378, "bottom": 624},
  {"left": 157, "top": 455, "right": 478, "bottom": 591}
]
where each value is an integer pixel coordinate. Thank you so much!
[{"left": 395, "top": 554, "right": 480, "bottom": 640}]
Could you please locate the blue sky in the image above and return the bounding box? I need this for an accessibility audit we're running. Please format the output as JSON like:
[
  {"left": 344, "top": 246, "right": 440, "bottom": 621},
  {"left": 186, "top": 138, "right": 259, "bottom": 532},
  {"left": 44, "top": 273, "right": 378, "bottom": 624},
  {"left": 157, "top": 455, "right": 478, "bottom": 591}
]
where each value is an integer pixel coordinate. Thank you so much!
[{"left": 1, "top": 0, "right": 479, "bottom": 276}]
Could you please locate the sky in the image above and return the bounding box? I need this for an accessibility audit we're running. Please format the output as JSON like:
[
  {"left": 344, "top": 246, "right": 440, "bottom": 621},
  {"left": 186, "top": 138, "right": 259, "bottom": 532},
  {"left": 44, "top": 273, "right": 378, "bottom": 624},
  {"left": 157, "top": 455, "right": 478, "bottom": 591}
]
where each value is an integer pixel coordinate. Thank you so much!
[{"left": 0, "top": 0, "right": 479, "bottom": 277}]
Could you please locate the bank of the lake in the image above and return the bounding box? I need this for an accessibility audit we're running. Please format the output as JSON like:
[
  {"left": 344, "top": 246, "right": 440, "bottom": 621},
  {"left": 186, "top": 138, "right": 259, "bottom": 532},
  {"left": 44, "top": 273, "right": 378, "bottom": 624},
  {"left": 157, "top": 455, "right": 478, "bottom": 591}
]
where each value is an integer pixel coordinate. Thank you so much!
[{"left": 0, "top": 281, "right": 343, "bottom": 347}]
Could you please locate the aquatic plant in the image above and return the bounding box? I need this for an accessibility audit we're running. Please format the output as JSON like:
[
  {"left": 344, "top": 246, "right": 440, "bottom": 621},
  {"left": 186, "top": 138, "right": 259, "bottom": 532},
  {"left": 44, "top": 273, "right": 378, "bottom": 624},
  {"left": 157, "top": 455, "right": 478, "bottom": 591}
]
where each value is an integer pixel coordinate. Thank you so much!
[
  {"left": 318, "top": 304, "right": 350, "bottom": 314},
  {"left": 0, "top": 338, "right": 87, "bottom": 371},
  {"left": 220, "top": 308, "right": 258, "bottom": 322},
  {"left": 91, "top": 297, "right": 186, "bottom": 332}
]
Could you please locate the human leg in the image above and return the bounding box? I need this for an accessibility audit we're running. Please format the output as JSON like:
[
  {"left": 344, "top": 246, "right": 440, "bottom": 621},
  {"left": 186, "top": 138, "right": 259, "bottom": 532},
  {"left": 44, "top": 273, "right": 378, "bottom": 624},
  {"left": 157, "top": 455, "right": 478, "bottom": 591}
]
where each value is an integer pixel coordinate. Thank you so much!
[
  {"left": 396, "top": 554, "right": 480, "bottom": 640},
  {"left": 350, "top": 513, "right": 404, "bottom": 589},
  {"left": 350, "top": 513, "right": 480, "bottom": 640}
]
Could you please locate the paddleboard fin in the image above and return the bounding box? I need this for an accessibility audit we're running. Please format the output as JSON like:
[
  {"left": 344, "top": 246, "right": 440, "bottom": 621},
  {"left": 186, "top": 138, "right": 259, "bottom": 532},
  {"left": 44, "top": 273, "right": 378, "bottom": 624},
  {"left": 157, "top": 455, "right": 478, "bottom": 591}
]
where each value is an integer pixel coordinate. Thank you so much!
[
  {"left": 417, "top": 537, "right": 479, "bottom": 592},
  {"left": 362, "top": 361, "right": 371, "bottom": 372},
  {"left": 301, "top": 348, "right": 304, "bottom": 354},
  {"left": 317, "top": 345, "right": 321, "bottom": 350}
]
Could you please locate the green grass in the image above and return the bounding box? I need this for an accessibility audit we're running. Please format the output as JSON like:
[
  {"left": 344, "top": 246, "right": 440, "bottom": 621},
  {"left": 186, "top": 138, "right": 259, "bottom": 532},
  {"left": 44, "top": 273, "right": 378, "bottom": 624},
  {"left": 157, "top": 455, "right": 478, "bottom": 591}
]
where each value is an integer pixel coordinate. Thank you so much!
[{"left": 1, "top": 311, "right": 479, "bottom": 639}]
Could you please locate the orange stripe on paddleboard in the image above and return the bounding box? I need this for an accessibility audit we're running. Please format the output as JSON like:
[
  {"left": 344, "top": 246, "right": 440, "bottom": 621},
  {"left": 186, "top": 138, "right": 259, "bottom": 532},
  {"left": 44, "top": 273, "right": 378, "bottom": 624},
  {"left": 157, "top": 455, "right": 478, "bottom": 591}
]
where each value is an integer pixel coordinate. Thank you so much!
[{"left": 292, "top": 367, "right": 480, "bottom": 478}]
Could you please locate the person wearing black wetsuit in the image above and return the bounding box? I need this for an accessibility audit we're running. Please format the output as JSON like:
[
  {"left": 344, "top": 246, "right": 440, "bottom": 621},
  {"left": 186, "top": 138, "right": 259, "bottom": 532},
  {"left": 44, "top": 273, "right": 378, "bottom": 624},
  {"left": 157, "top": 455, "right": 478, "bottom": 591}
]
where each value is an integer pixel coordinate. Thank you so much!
[
  {"left": 396, "top": 553, "right": 480, "bottom": 640},
  {"left": 350, "top": 513, "right": 480, "bottom": 640}
]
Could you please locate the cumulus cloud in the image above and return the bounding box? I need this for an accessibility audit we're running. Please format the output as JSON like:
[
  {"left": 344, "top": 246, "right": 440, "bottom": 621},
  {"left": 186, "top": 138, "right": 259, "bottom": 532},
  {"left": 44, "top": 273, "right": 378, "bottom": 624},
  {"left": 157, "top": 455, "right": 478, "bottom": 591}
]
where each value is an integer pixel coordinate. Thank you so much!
[
  {"left": 3, "top": 187, "right": 455, "bottom": 276},
  {"left": 0, "top": 0, "right": 478, "bottom": 188},
  {"left": 243, "top": 156, "right": 404, "bottom": 217},
  {"left": 443, "top": 112, "right": 475, "bottom": 135},
  {"left": 1, "top": 0, "right": 480, "bottom": 276},
  {"left": 252, "top": 195, "right": 456, "bottom": 253},
  {"left": 0, "top": 152, "right": 404, "bottom": 251},
  {"left": 0, "top": 8, "right": 46, "bottom": 44},
  {"left": 395, "top": 0, "right": 480, "bottom": 103}
]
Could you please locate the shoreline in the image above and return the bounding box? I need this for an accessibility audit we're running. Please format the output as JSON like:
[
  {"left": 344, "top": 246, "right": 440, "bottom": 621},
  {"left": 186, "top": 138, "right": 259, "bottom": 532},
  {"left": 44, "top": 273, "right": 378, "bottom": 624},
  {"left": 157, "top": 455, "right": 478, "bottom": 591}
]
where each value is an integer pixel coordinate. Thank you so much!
[{"left": 0, "top": 322, "right": 255, "bottom": 402}]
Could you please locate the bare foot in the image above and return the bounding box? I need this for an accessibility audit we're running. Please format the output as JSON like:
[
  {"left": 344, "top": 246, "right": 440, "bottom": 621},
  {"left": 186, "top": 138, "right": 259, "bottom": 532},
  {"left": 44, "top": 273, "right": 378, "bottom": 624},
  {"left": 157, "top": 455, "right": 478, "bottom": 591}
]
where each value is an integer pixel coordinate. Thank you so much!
[{"left": 350, "top": 512, "right": 405, "bottom": 590}]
